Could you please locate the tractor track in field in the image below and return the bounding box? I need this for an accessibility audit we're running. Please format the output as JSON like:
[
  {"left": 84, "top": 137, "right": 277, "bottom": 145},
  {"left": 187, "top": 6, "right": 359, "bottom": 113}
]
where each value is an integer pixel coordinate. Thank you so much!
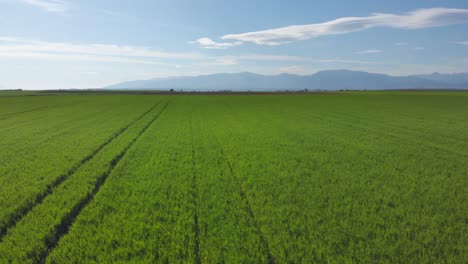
[
  {"left": 0, "top": 102, "right": 161, "bottom": 241},
  {"left": 224, "top": 155, "right": 276, "bottom": 264},
  {"left": 211, "top": 133, "right": 276, "bottom": 264},
  {"left": 0, "top": 106, "right": 49, "bottom": 120},
  {"left": 37, "top": 102, "right": 169, "bottom": 264},
  {"left": 189, "top": 112, "right": 201, "bottom": 264}
]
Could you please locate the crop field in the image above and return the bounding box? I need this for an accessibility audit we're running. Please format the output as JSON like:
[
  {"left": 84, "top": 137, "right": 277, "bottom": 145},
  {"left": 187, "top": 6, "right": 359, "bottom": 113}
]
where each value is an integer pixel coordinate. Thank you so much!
[{"left": 0, "top": 91, "right": 466, "bottom": 263}]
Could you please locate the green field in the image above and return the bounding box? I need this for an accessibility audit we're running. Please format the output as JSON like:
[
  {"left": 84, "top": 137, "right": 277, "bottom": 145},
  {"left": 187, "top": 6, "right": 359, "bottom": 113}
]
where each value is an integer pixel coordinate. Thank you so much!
[{"left": 0, "top": 91, "right": 466, "bottom": 263}]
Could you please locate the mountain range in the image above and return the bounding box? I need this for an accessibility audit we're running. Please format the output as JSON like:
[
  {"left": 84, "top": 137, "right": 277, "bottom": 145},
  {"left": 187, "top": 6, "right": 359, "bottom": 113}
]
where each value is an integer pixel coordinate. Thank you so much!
[{"left": 104, "top": 70, "right": 468, "bottom": 91}]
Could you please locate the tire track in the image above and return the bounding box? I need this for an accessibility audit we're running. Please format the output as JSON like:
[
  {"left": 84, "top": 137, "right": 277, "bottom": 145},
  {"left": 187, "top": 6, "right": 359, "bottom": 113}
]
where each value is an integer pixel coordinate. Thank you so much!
[
  {"left": 211, "top": 131, "right": 275, "bottom": 264},
  {"left": 38, "top": 102, "right": 169, "bottom": 264},
  {"left": 189, "top": 112, "right": 201, "bottom": 264},
  {"left": 0, "top": 106, "right": 49, "bottom": 120},
  {"left": 0, "top": 102, "right": 161, "bottom": 241}
]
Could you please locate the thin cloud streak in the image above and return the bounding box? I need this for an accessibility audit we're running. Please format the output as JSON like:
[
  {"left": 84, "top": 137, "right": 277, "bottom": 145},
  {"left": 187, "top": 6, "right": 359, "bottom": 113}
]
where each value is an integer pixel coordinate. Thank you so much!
[
  {"left": 356, "top": 49, "right": 383, "bottom": 54},
  {"left": 20, "top": 0, "right": 68, "bottom": 13},
  {"left": 220, "top": 54, "right": 304, "bottom": 62},
  {"left": 219, "top": 8, "right": 468, "bottom": 45},
  {"left": 193, "top": 38, "right": 242, "bottom": 49},
  {"left": 279, "top": 65, "right": 316, "bottom": 75},
  {"left": 0, "top": 51, "right": 166, "bottom": 65},
  {"left": 0, "top": 37, "right": 202, "bottom": 60},
  {"left": 220, "top": 54, "right": 378, "bottom": 64},
  {"left": 0, "top": 37, "right": 378, "bottom": 66}
]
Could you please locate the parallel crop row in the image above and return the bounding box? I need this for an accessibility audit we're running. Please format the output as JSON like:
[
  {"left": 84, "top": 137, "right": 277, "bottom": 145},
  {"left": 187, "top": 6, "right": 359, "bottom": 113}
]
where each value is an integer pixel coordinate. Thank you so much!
[
  {"left": 203, "top": 94, "right": 467, "bottom": 263},
  {"left": 190, "top": 105, "right": 271, "bottom": 263},
  {"left": 0, "top": 102, "right": 167, "bottom": 263},
  {"left": 0, "top": 92, "right": 466, "bottom": 263},
  {"left": 0, "top": 95, "right": 160, "bottom": 237},
  {"left": 45, "top": 100, "right": 196, "bottom": 263}
]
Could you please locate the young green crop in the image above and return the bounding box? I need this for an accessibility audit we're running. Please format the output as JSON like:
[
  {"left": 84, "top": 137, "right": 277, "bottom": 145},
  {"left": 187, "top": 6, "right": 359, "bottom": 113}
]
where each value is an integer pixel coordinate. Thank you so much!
[
  {"left": 0, "top": 101, "right": 165, "bottom": 263},
  {"left": 0, "top": 95, "right": 160, "bottom": 238},
  {"left": 0, "top": 91, "right": 466, "bottom": 263},
  {"left": 47, "top": 101, "right": 196, "bottom": 263}
]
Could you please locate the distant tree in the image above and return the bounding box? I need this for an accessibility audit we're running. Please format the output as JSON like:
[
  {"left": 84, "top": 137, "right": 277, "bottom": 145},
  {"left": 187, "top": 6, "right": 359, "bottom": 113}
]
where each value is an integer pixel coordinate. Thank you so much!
[{"left": 170, "top": 89, "right": 174, "bottom": 92}]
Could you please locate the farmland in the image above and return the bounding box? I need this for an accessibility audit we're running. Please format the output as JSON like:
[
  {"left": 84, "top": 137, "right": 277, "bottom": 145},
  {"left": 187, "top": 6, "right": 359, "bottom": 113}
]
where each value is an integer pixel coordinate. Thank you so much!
[{"left": 0, "top": 91, "right": 466, "bottom": 263}]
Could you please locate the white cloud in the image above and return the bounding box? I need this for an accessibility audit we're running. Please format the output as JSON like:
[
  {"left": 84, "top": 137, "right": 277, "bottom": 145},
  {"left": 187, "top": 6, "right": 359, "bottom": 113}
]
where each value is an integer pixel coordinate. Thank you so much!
[
  {"left": 193, "top": 38, "right": 242, "bottom": 49},
  {"left": 396, "top": 42, "right": 409, "bottom": 46},
  {"left": 20, "top": 0, "right": 68, "bottom": 13},
  {"left": 0, "top": 37, "right": 202, "bottom": 63},
  {"left": 415, "top": 47, "right": 425, "bottom": 50},
  {"left": 220, "top": 8, "right": 468, "bottom": 45},
  {"left": 356, "top": 49, "right": 383, "bottom": 54},
  {"left": 456, "top": 41, "right": 468, "bottom": 45}
]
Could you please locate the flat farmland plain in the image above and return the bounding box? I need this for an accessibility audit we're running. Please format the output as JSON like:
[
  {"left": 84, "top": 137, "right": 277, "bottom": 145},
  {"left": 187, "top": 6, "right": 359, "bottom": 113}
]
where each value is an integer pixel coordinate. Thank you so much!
[{"left": 0, "top": 91, "right": 466, "bottom": 263}]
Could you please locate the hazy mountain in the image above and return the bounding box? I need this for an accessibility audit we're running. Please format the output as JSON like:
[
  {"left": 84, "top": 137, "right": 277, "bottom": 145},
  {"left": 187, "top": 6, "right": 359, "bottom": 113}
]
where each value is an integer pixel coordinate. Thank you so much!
[
  {"left": 104, "top": 70, "right": 468, "bottom": 91},
  {"left": 412, "top": 72, "right": 468, "bottom": 85}
]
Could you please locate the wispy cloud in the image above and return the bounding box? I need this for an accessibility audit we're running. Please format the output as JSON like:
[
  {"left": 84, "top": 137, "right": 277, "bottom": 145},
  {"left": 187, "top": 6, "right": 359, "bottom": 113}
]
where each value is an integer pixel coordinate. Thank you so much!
[
  {"left": 0, "top": 37, "right": 202, "bottom": 63},
  {"left": 217, "top": 8, "right": 468, "bottom": 45},
  {"left": 415, "top": 46, "right": 425, "bottom": 50},
  {"left": 396, "top": 42, "right": 409, "bottom": 46},
  {"left": 356, "top": 49, "right": 383, "bottom": 54},
  {"left": 456, "top": 41, "right": 468, "bottom": 45},
  {"left": 80, "top": 71, "right": 100, "bottom": 75},
  {"left": 20, "top": 0, "right": 68, "bottom": 13},
  {"left": 193, "top": 38, "right": 242, "bottom": 49},
  {"left": 309, "top": 58, "right": 379, "bottom": 64},
  {"left": 219, "top": 54, "right": 377, "bottom": 65},
  {"left": 279, "top": 65, "right": 316, "bottom": 75},
  {"left": 0, "top": 51, "right": 166, "bottom": 65},
  {"left": 221, "top": 54, "right": 305, "bottom": 62},
  {"left": 214, "top": 58, "right": 238, "bottom": 65}
]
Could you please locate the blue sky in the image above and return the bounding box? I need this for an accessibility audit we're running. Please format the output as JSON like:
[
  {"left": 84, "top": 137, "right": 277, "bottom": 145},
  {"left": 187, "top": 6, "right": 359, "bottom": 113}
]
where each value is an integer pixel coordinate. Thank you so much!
[{"left": 1, "top": 0, "right": 468, "bottom": 89}]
